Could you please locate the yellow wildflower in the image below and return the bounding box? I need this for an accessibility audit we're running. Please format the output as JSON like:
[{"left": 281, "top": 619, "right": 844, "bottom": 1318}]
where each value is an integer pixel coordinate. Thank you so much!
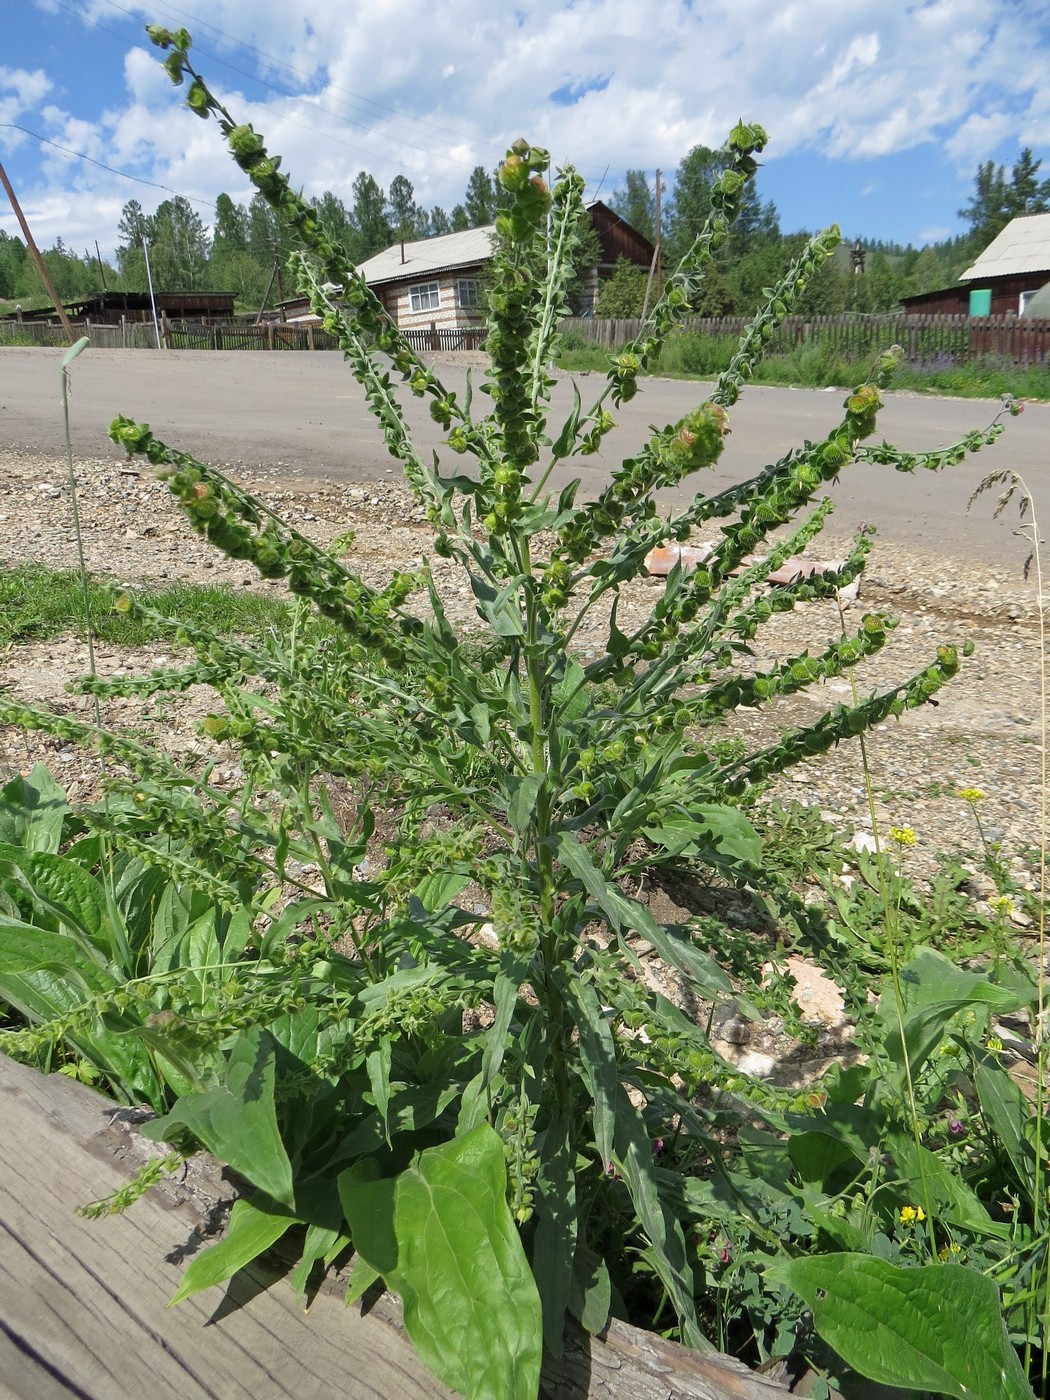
[
  {"left": 889, "top": 826, "right": 916, "bottom": 847},
  {"left": 991, "top": 894, "right": 1015, "bottom": 918},
  {"left": 899, "top": 1205, "right": 926, "bottom": 1224},
  {"left": 939, "top": 1242, "right": 963, "bottom": 1261},
  {"left": 958, "top": 788, "right": 986, "bottom": 803}
]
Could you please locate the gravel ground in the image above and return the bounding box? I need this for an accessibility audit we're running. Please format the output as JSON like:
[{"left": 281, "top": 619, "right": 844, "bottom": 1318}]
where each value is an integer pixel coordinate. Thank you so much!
[
  {"left": 2, "top": 441, "right": 1045, "bottom": 1078},
  {"left": 0, "top": 442, "right": 1045, "bottom": 890}
]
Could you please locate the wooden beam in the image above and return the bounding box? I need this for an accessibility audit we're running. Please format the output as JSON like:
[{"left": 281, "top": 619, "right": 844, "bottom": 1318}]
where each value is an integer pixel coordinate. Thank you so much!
[{"left": 0, "top": 1055, "right": 788, "bottom": 1400}]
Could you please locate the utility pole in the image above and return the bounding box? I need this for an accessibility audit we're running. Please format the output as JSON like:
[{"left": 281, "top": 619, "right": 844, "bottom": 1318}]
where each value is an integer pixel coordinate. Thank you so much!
[{"left": 0, "top": 158, "right": 76, "bottom": 342}]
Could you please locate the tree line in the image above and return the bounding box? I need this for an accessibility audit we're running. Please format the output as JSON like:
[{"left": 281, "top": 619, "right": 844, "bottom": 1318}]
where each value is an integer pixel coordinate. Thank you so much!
[{"left": 2, "top": 144, "right": 1047, "bottom": 317}]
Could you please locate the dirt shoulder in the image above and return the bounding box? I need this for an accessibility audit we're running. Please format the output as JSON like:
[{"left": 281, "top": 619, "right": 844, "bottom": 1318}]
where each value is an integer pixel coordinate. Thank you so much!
[{"left": 0, "top": 445, "right": 1044, "bottom": 894}]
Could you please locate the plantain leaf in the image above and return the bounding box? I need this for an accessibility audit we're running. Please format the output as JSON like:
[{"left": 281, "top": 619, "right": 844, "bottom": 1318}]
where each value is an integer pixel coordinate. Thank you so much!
[
  {"left": 170, "top": 1197, "right": 294, "bottom": 1305},
  {"left": 340, "top": 1128, "right": 542, "bottom": 1400},
  {"left": 768, "top": 1255, "right": 1035, "bottom": 1400},
  {"left": 0, "top": 765, "right": 69, "bottom": 853},
  {"left": 144, "top": 1029, "right": 294, "bottom": 1207}
]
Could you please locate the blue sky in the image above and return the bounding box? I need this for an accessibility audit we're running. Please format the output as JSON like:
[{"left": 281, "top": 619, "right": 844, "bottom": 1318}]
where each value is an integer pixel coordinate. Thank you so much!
[{"left": 2, "top": 0, "right": 1050, "bottom": 261}]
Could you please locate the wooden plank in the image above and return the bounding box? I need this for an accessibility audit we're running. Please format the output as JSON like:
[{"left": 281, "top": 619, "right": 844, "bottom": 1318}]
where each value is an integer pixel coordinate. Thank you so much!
[{"left": 0, "top": 1055, "right": 788, "bottom": 1400}]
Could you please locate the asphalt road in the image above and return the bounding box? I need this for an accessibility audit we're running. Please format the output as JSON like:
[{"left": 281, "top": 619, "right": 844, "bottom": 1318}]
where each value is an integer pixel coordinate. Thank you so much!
[{"left": 2, "top": 345, "right": 1045, "bottom": 565}]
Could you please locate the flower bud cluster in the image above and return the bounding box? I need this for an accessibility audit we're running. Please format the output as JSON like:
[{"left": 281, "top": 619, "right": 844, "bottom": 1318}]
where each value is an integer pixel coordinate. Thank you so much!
[
  {"left": 725, "top": 643, "right": 963, "bottom": 793},
  {"left": 110, "top": 417, "right": 422, "bottom": 665}
]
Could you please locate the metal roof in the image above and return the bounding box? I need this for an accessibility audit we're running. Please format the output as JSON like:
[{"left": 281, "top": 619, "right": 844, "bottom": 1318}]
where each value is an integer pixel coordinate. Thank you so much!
[
  {"left": 961, "top": 212, "right": 1050, "bottom": 281},
  {"left": 357, "top": 226, "right": 496, "bottom": 287}
]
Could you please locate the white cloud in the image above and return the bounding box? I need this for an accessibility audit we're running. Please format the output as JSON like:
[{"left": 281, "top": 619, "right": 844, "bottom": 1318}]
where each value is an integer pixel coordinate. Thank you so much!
[{"left": 6, "top": 0, "right": 1050, "bottom": 256}]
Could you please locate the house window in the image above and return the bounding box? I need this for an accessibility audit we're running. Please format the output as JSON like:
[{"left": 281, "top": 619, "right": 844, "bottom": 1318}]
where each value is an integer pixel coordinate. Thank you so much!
[
  {"left": 456, "top": 279, "right": 480, "bottom": 310},
  {"left": 409, "top": 282, "right": 440, "bottom": 312}
]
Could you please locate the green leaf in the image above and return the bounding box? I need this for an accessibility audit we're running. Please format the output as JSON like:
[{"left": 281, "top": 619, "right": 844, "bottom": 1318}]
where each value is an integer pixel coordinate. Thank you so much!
[
  {"left": 877, "top": 949, "right": 1026, "bottom": 1079},
  {"left": 644, "top": 803, "right": 762, "bottom": 870},
  {"left": 563, "top": 972, "right": 707, "bottom": 1351},
  {"left": 569, "top": 1240, "right": 611, "bottom": 1336},
  {"left": 0, "top": 848, "right": 110, "bottom": 956},
  {"left": 290, "top": 1223, "right": 348, "bottom": 1306},
  {"left": 0, "top": 765, "right": 69, "bottom": 853},
  {"left": 344, "top": 1253, "right": 382, "bottom": 1306},
  {"left": 504, "top": 774, "right": 544, "bottom": 838},
  {"left": 553, "top": 831, "right": 734, "bottom": 1001},
  {"left": 341, "top": 1129, "right": 542, "bottom": 1400},
  {"left": 768, "top": 1255, "right": 1035, "bottom": 1400},
  {"left": 144, "top": 1029, "right": 294, "bottom": 1208},
  {"left": 974, "top": 1056, "right": 1038, "bottom": 1198},
  {"left": 170, "top": 1198, "right": 293, "bottom": 1305},
  {"left": 532, "top": 1109, "right": 578, "bottom": 1356}
]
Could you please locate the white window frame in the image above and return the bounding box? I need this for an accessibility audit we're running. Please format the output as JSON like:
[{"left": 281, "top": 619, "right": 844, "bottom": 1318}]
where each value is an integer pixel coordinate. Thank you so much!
[
  {"left": 456, "top": 278, "right": 481, "bottom": 310},
  {"left": 409, "top": 281, "right": 440, "bottom": 313}
]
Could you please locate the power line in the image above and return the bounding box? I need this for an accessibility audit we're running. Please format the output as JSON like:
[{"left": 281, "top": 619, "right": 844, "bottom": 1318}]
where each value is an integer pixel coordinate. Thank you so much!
[{"left": 0, "top": 124, "right": 214, "bottom": 209}]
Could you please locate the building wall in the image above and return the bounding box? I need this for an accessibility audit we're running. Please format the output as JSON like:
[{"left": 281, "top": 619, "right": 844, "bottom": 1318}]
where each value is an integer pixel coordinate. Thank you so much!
[
  {"left": 903, "top": 273, "right": 1050, "bottom": 317},
  {"left": 378, "top": 268, "right": 487, "bottom": 330}
]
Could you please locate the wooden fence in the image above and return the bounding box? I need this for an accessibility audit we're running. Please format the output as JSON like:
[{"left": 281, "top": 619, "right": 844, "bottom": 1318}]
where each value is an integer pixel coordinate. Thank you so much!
[
  {"left": 562, "top": 312, "right": 1050, "bottom": 365},
  {"left": 0, "top": 317, "right": 486, "bottom": 354},
  {"left": 4, "top": 311, "right": 1050, "bottom": 364}
]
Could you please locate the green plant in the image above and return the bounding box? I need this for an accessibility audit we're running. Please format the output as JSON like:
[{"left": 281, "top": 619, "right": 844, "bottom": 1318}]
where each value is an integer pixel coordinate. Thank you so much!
[{"left": 0, "top": 23, "right": 1038, "bottom": 1399}]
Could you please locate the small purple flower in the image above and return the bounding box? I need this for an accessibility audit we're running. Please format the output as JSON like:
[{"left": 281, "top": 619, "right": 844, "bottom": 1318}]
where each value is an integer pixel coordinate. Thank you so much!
[
  {"left": 651, "top": 1137, "right": 665, "bottom": 1156},
  {"left": 719, "top": 1246, "right": 731, "bottom": 1265},
  {"left": 948, "top": 1116, "right": 965, "bottom": 1136}
]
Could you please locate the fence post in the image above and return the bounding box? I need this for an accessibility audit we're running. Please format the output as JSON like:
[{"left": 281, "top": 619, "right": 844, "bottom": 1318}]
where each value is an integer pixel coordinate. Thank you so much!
[
  {"left": 308, "top": 325, "right": 314, "bottom": 351},
  {"left": 429, "top": 320, "right": 438, "bottom": 351}
]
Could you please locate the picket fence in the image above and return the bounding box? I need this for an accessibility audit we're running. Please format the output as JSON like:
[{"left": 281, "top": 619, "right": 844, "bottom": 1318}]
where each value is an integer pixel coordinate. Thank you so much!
[
  {"left": 2, "top": 312, "right": 1048, "bottom": 365},
  {"left": 0, "top": 317, "right": 487, "bottom": 354},
  {"left": 560, "top": 313, "right": 1050, "bottom": 366}
]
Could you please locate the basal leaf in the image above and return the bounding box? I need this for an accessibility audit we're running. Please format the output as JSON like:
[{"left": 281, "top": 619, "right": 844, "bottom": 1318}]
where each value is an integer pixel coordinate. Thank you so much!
[
  {"left": 393, "top": 1125, "right": 543, "bottom": 1400},
  {"left": 0, "top": 765, "right": 69, "bottom": 853},
  {"left": 144, "top": 1029, "right": 294, "bottom": 1207},
  {"left": 768, "top": 1255, "right": 1035, "bottom": 1400},
  {"left": 170, "top": 1197, "right": 294, "bottom": 1305}
]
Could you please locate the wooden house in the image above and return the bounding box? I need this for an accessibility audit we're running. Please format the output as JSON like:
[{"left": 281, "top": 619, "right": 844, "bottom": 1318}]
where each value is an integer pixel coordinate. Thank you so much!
[{"left": 902, "top": 211, "right": 1050, "bottom": 316}]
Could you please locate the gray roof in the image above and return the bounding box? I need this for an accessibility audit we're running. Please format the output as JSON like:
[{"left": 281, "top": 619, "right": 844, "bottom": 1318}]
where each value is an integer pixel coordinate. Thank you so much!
[
  {"left": 357, "top": 225, "right": 496, "bottom": 287},
  {"left": 961, "top": 212, "right": 1050, "bottom": 281}
]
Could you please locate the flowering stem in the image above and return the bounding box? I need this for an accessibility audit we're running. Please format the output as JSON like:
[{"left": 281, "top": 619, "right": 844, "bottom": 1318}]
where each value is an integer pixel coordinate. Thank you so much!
[{"left": 836, "top": 591, "right": 937, "bottom": 1254}]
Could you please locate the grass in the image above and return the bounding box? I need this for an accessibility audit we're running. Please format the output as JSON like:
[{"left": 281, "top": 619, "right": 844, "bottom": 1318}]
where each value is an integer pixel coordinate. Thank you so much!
[
  {"left": 0, "top": 563, "right": 292, "bottom": 648},
  {"left": 555, "top": 333, "right": 1050, "bottom": 401}
]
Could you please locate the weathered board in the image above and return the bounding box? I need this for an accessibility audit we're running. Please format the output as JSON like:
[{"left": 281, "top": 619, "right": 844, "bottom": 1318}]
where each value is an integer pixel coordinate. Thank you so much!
[{"left": 0, "top": 1054, "right": 789, "bottom": 1400}]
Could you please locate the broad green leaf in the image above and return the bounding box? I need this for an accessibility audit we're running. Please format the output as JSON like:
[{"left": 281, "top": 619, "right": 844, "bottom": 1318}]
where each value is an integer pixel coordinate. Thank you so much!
[
  {"left": 412, "top": 870, "right": 470, "bottom": 912},
  {"left": 504, "top": 774, "right": 544, "bottom": 839},
  {"left": 144, "top": 1029, "right": 294, "bottom": 1207},
  {"left": 569, "top": 1241, "right": 611, "bottom": 1336},
  {"left": 878, "top": 950, "right": 1026, "bottom": 1078},
  {"left": 341, "top": 1129, "right": 542, "bottom": 1400},
  {"left": 393, "top": 1126, "right": 542, "bottom": 1400},
  {"left": 768, "top": 1255, "right": 1035, "bottom": 1400},
  {"left": 0, "top": 765, "right": 69, "bottom": 853},
  {"left": 170, "top": 1198, "right": 294, "bottom": 1305},
  {"left": 644, "top": 803, "right": 763, "bottom": 870},
  {"left": 974, "top": 1057, "right": 1038, "bottom": 1198},
  {"left": 0, "top": 849, "right": 110, "bottom": 956}
]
